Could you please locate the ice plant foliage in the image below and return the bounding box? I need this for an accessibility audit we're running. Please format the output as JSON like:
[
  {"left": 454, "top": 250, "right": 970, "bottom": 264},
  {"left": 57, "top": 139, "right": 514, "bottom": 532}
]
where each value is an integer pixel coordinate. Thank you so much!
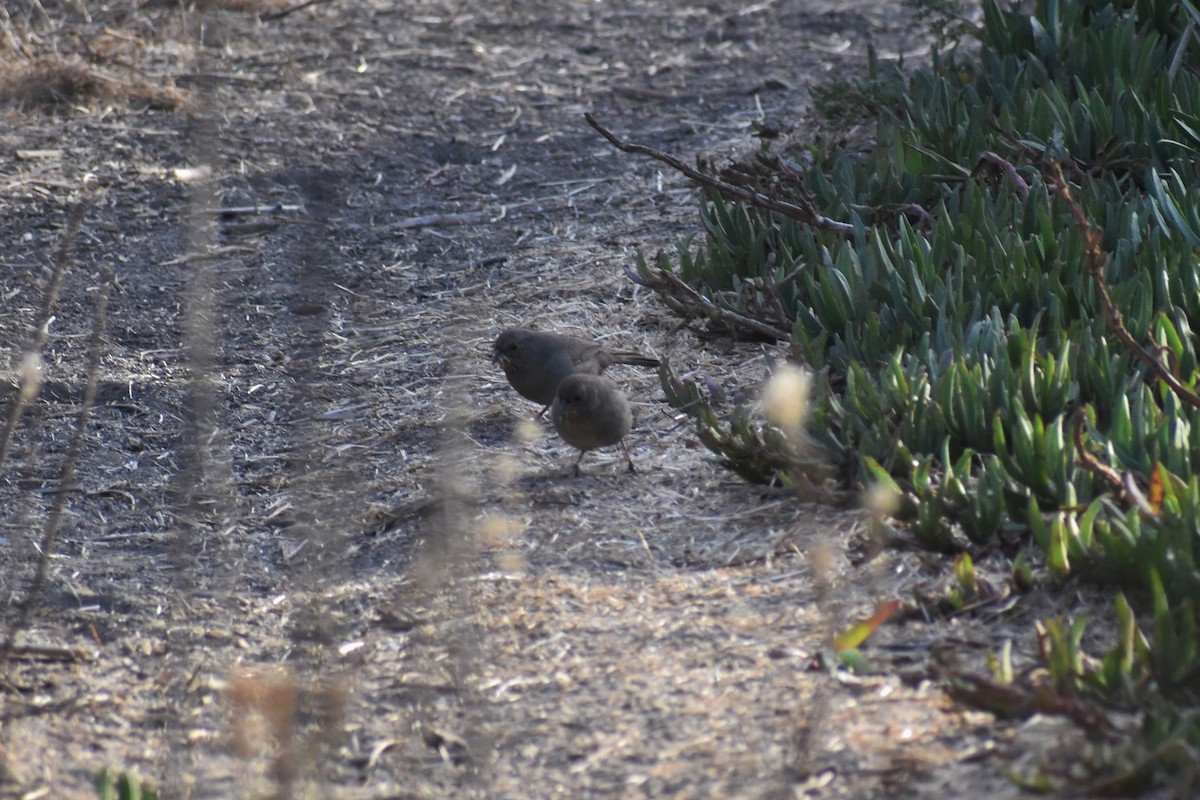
[{"left": 638, "top": 0, "right": 1200, "bottom": 790}]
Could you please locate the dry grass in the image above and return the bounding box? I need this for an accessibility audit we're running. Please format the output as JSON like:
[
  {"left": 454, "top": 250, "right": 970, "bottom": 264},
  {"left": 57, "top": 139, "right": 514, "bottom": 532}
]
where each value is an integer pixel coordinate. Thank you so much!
[{"left": 0, "top": 55, "right": 187, "bottom": 110}]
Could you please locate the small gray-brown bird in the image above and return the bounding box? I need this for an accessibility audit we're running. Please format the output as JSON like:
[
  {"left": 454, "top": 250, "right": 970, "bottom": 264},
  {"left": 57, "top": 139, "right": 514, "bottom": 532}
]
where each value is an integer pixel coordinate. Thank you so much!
[
  {"left": 491, "top": 328, "right": 659, "bottom": 415},
  {"left": 550, "top": 374, "right": 635, "bottom": 475}
]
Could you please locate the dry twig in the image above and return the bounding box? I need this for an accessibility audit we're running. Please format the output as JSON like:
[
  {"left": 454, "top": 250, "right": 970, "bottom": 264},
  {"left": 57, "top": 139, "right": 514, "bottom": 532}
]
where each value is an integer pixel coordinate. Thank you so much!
[
  {"left": 0, "top": 265, "right": 114, "bottom": 679},
  {"left": 0, "top": 202, "right": 87, "bottom": 473},
  {"left": 1071, "top": 409, "right": 1159, "bottom": 519},
  {"left": 759, "top": 253, "right": 795, "bottom": 331},
  {"left": 656, "top": 267, "right": 792, "bottom": 341},
  {"left": 979, "top": 151, "right": 1030, "bottom": 201},
  {"left": 584, "top": 113, "right": 855, "bottom": 235},
  {"left": 1051, "top": 162, "right": 1200, "bottom": 410},
  {"left": 395, "top": 211, "right": 488, "bottom": 230},
  {"left": 262, "top": 0, "right": 335, "bottom": 22}
]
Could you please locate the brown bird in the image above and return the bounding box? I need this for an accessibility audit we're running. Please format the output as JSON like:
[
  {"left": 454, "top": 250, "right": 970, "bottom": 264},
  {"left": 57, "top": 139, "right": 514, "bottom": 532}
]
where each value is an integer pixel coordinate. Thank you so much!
[
  {"left": 550, "top": 374, "right": 635, "bottom": 475},
  {"left": 491, "top": 328, "right": 659, "bottom": 414}
]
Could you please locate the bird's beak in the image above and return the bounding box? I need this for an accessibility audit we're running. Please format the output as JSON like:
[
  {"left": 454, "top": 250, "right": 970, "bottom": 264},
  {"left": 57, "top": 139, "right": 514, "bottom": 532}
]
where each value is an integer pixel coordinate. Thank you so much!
[{"left": 490, "top": 346, "right": 503, "bottom": 365}]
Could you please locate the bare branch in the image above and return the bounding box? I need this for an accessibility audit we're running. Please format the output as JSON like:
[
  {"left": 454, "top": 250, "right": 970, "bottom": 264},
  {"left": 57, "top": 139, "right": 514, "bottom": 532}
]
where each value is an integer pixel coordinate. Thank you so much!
[
  {"left": 261, "top": 0, "right": 335, "bottom": 22},
  {"left": 0, "top": 201, "right": 88, "bottom": 472},
  {"left": 979, "top": 151, "right": 1030, "bottom": 201},
  {"left": 585, "top": 113, "right": 855, "bottom": 235},
  {"left": 0, "top": 265, "right": 114, "bottom": 679},
  {"left": 1050, "top": 162, "right": 1200, "bottom": 411},
  {"left": 655, "top": 267, "right": 792, "bottom": 341}
]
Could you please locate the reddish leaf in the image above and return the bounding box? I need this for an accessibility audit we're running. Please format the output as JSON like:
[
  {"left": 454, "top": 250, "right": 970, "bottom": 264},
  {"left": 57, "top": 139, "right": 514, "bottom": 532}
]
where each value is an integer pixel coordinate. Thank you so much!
[{"left": 834, "top": 600, "right": 900, "bottom": 652}]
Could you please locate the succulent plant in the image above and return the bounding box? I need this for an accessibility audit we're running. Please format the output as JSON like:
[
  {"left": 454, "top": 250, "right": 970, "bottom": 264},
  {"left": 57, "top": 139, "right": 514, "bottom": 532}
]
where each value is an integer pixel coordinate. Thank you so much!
[{"left": 638, "top": 0, "right": 1200, "bottom": 787}]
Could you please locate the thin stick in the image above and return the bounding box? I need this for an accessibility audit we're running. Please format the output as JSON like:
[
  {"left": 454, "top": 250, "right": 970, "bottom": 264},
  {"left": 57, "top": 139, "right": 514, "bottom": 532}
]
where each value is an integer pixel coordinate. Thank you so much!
[
  {"left": 0, "top": 694, "right": 84, "bottom": 723},
  {"left": 656, "top": 268, "right": 792, "bottom": 341},
  {"left": 620, "top": 440, "right": 636, "bottom": 473},
  {"left": 0, "top": 266, "right": 114, "bottom": 678},
  {"left": 261, "top": 0, "right": 335, "bottom": 22},
  {"left": 584, "top": 114, "right": 855, "bottom": 235},
  {"left": 2, "top": 644, "right": 93, "bottom": 663},
  {"left": 0, "top": 202, "right": 87, "bottom": 472},
  {"left": 215, "top": 203, "right": 305, "bottom": 216},
  {"left": 1051, "top": 162, "right": 1200, "bottom": 410},
  {"left": 395, "top": 211, "right": 487, "bottom": 230},
  {"left": 1072, "top": 410, "right": 1127, "bottom": 494},
  {"left": 1072, "top": 409, "right": 1160, "bottom": 519},
  {"left": 979, "top": 151, "right": 1030, "bottom": 201},
  {"left": 759, "top": 253, "right": 794, "bottom": 331}
]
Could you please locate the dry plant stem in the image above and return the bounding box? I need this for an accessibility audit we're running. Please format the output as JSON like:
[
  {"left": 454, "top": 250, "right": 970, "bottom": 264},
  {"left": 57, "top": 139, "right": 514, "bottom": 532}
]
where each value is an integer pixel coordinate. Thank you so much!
[
  {"left": 621, "top": 440, "right": 636, "bottom": 473},
  {"left": 1071, "top": 409, "right": 1142, "bottom": 507},
  {"left": 262, "top": 0, "right": 335, "bottom": 22},
  {"left": 778, "top": 264, "right": 807, "bottom": 287},
  {"left": 773, "top": 154, "right": 811, "bottom": 189},
  {"left": 0, "top": 201, "right": 87, "bottom": 473},
  {"left": 979, "top": 151, "right": 1030, "bottom": 201},
  {"left": 215, "top": 203, "right": 305, "bottom": 216},
  {"left": 1051, "top": 162, "right": 1200, "bottom": 410},
  {"left": 990, "top": 122, "right": 1087, "bottom": 181},
  {"left": 1, "top": 644, "right": 91, "bottom": 662},
  {"left": 1072, "top": 410, "right": 1161, "bottom": 520},
  {"left": 584, "top": 113, "right": 856, "bottom": 235},
  {"left": 0, "top": 694, "right": 83, "bottom": 723},
  {"left": 395, "top": 210, "right": 487, "bottom": 229},
  {"left": 760, "top": 254, "right": 795, "bottom": 331},
  {"left": 160, "top": 244, "right": 255, "bottom": 267},
  {"left": 1071, "top": 409, "right": 1125, "bottom": 497},
  {"left": 0, "top": 266, "right": 113, "bottom": 681},
  {"left": 656, "top": 267, "right": 792, "bottom": 341}
]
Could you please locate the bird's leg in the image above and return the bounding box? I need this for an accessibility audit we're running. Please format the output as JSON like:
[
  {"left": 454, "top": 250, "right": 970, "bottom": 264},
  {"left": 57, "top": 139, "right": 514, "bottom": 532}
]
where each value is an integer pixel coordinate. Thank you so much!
[
  {"left": 536, "top": 405, "right": 550, "bottom": 420},
  {"left": 572, "top": 450, "right": 586, "bottom": 477},
  {"left": 621, "top": 441, "right": 636, "bottom": 474}
]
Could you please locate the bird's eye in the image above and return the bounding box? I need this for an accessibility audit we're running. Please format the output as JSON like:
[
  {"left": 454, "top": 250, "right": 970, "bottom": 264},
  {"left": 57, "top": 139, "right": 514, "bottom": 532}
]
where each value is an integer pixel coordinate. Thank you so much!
[{"left": 504, "top": 342, "right": 518, "bottom": 354}]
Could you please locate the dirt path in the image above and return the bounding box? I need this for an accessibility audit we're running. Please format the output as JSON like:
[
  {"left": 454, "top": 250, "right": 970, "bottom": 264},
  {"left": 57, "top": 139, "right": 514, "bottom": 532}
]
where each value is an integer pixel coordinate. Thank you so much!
[{"left": 0, "top": 1, "right": 1070, "bottom": 798}]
